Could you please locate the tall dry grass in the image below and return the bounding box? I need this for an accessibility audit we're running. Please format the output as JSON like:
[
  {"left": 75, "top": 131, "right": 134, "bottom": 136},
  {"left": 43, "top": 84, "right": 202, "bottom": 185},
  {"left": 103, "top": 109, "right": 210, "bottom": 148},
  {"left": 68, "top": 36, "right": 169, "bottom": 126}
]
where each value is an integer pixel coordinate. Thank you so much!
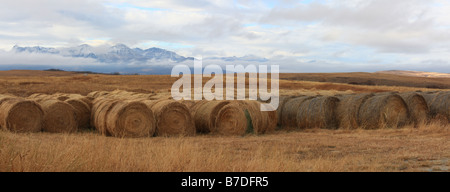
[{"left": 0, "top": 122, "right": 448, "bottom": 172}]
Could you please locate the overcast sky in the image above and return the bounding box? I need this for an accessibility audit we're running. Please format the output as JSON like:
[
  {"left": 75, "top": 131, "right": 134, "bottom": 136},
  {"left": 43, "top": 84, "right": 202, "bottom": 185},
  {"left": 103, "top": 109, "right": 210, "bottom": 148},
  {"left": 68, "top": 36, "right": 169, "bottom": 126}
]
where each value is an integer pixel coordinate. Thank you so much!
[{"left": 1, "top": 0, "right": 450, "bottom": 73}]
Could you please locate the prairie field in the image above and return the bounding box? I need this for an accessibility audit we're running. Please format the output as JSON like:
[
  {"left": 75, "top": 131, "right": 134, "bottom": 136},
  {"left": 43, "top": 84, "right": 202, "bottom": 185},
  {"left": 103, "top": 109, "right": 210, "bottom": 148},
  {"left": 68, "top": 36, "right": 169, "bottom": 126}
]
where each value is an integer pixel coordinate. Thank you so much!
[{"left": 0, "top": 70, "right": 449, "bottom": 172}]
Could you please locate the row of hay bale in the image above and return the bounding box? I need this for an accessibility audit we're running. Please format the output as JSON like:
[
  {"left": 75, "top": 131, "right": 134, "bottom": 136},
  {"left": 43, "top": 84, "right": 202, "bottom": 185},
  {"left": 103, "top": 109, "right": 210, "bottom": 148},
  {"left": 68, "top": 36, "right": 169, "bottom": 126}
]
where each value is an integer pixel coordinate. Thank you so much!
[
  {"left": 89, "top": 90, "right": 194, "bottom": 137},
  {"left": 278, "top": 91, "right": 448, "bottom": 130},
  {"left": 279, "top": 95, "right": 341, "bottom": 130},
  {"left": 91, "top": 98, "right": 197, "bottom": 137},
  {"left": 0, "top": 93, "right": 93, "bottom": 133},
  {"left": 2, "top": 90, "right": 277, "bottom": 137},
  {"left": 187, "top": 100, "right": 277, "bottom": 136},
  {"left": 337, "top": 93, "right": 410, "bottom": 129},
  {"left": 3, "top": 89, "right": 446, "bottom": 135},
  {"left": 88, "top": 90, "right": 277, "bottom": 137},
  {"left": 28, "top": 93, "right": 94, "bottom": 133}
]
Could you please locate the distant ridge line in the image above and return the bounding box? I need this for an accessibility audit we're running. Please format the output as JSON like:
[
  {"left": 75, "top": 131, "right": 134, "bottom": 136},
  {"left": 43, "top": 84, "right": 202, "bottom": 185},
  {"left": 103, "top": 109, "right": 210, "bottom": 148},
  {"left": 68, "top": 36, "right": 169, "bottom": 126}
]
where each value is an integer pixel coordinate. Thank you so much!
[{"left": 376, "top": 70, "right": 450, "bottom": 78}]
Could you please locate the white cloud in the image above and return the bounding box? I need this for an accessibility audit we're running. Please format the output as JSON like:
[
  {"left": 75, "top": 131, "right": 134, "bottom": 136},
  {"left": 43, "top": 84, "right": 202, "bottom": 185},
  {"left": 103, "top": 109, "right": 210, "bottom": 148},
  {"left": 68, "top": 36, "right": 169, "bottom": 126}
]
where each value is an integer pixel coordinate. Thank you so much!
[
  {"left": 0, "top": 52, "right": 102, "bottom": 66},
  {"left": 0, "top": 0, "right": 449, "bottom": 72}
]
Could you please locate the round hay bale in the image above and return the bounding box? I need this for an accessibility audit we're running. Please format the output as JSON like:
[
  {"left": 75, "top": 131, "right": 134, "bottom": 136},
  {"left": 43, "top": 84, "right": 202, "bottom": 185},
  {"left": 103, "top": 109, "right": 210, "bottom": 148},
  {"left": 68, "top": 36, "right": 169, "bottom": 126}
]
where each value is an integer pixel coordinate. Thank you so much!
[
  {"left": 66, "top": 98, "right": 91, "bottom": 129},
  {"left": 280, "top": 96, "right": 315, "bottom": 130},
  {"left": 142, "top": 100, "right": 195, "bottom": 136},
  {"left": 398, "top": 92, "right": 429, "bottom": 126},
  {"left": 0, "top": 96, "right": 44, "bottom": 133},
  {"left": 358, "top": 94, "right": 409, "bottom": 129},
  {"left": 336, "top": 93, "right": 375, "bottom": 129},
  {"left": 427, "top": 91, "right": 449, "bottom": 122},
  {"left": 215, "top": 102, "right": 248, "bottom": 136},
  {"left": 106, "top": 100, "right": 156, "bottom": 138},
  {"left": 277, "top": 96, "right": 297, "bottom": 127},
  {"left": 39, "top": 99, "right": 78, "bottom": 133},
  {"left": 92, "top": 98, "right": 120, "bottom": 136},
  {"left": 238, "top": 100, "right": 265, "bottom": 134},
  {"left": 191, "top": 100, "right": 230, "bottom": 133},
  {"left": 297, "top": 96, "right": 340, "bottom": 129}
]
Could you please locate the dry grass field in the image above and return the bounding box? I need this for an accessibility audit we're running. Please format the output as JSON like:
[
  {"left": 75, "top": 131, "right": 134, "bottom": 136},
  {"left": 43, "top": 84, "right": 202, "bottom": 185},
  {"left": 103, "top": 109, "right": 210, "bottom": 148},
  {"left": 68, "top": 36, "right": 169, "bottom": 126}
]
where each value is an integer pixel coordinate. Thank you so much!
[
  {"left": 281, "top": 71, "right": 450, "bottom": 89},
  {"left": 1, "top": 123, "right": 449, "bottom": 172},
  {"left": 0, "top": 70, "right": 449, "bottom": 172},
  {"left": 0, "top": 70, "right": 446, "bottom": 97}
]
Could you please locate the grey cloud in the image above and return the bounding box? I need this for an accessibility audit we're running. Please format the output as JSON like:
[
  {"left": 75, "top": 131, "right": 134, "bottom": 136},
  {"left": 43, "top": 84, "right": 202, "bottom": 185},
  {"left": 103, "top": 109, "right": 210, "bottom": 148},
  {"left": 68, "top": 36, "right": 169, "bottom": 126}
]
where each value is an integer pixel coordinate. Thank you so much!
[{"left": 0, "top": 51, "right": 102, "bottom": 66}]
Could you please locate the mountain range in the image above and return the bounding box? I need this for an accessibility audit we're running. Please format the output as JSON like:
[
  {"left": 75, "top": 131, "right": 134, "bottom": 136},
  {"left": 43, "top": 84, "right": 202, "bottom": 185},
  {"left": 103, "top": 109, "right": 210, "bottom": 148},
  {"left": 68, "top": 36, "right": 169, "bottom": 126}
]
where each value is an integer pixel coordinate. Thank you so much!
[
  {"left": 7, "top": 44, "right": 270, "bottom": 74},
  {"left": 11, "top": 44, "right": 270, "bottom": 63},
  {"left": 12, "top": 44, "right": 195, "bottom": 63}
]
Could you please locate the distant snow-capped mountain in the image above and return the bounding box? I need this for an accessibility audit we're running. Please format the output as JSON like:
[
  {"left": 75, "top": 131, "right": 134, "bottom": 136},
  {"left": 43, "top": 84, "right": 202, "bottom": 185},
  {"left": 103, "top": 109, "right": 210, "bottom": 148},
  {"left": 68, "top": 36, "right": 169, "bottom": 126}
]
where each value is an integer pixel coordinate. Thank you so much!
[
  {"left": 61, "top": 44, "right": 97, "bottom": 58},
  {"left": 7, "top": 44, "right": 271, "bottom": 74},
  {"left": 12, "top": 45, "right": 60, "bottom": 55},
  {"left": 12, "top": 44, "right": 194, "bottom": 63}
]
